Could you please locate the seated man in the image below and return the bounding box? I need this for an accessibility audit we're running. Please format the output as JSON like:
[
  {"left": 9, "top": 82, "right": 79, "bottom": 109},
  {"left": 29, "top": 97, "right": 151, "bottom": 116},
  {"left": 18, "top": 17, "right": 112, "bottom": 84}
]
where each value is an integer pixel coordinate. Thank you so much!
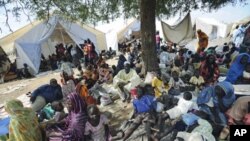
[
  {"left": 30, "top": 78, "right": 63, "bottom": 112},
  {"left": 113, "top": 61, "right": 141, "bottom": 102}
]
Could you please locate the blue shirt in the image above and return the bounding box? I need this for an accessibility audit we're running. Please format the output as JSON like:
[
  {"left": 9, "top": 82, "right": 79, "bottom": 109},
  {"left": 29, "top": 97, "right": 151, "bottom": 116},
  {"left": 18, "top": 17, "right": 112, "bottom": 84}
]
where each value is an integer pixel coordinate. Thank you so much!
[
  {"left": 31, "top": 84, "right": 63, "bottom": 103},
  {"left": 133, "top": 95, "right": 156, "bottom": 113}
]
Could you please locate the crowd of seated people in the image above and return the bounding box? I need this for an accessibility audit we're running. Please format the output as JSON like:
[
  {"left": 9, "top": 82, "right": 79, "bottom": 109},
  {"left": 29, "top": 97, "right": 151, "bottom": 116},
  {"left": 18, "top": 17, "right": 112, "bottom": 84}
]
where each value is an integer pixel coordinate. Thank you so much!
[{"left": 2, "top": 28, "right": 250, "bottom": 141}]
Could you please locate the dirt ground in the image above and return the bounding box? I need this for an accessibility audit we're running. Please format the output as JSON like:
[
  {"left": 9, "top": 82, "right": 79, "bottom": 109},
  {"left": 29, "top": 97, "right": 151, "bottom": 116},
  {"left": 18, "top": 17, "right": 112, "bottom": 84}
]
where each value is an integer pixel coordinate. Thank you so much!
[{"left": 0, "top": 71, "right": 61, "bottom": 105}]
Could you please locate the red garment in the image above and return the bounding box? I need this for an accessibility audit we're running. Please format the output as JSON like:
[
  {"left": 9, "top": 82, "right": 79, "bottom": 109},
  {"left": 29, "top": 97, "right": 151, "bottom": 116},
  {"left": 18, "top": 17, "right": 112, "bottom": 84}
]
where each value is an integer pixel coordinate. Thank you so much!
[
  {"left": 199, "top": 60, "right": 220, "bottom": 85},
  {"left": 76, "top": 83, "right": 97, "bottom": 105},
  {"left": 243, "top": 113, "right": 250, "bottom": 125},
  {"left": 156, "top": 35, "right": 160, "bottom": 44}
]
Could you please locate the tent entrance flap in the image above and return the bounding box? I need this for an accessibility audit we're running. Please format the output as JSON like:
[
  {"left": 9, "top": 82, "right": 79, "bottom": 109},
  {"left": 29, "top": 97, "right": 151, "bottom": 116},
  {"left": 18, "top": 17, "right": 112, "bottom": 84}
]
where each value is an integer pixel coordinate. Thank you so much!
[{"left": 15, "top": 43, "right": 41, "bottom": 74}]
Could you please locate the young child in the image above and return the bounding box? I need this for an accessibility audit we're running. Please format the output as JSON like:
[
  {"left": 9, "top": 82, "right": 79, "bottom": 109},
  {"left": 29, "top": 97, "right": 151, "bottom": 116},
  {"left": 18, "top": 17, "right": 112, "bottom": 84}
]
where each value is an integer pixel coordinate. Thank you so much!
[
  {"left": 163, "top": 91, "right": 194, "bottom": 120},
  {"left": 51, "top": 101, "right": 66, "bottom": 122},
  {"left": 152, "top": 71, "right": 169, "bottom": 98},
  {"left": 85, "top": 105, "right": 111, "bottom": 141},
  {"left": 168, "top": 71, "right": 185, "bottom": 96},
  {"left": 132, "top": 86, "right": 156, "bottom": 114},
  {"left": 189, "top": 69, "right": 205, "bottom": 96}
]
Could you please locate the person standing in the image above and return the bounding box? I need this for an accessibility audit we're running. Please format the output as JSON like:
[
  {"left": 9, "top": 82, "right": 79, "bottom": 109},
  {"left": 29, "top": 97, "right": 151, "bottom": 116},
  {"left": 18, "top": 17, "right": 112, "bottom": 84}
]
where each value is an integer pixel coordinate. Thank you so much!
[
  {"left": 196, "top": 29, "right": 208, "bottom": 54},
  {"left": 156, "top": 31, "right": 161, "bottom": 53}
]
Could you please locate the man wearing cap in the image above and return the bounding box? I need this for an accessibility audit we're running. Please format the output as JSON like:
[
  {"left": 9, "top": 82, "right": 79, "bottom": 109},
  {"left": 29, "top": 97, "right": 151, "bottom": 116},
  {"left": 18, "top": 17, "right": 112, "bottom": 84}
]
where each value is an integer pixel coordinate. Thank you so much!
[
  {"left": 30, "top": 78, "right": 63, "bottom": 112},
  {"left": 113, "top": 61, "right": 141, "bottom": 102}
]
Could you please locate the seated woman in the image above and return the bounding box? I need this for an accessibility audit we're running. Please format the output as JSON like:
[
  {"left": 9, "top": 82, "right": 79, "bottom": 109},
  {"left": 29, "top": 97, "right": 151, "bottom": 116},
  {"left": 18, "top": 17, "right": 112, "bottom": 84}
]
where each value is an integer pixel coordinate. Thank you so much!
[
  {"left": 84, "top": 105, "right": 111, "bottom": 141},
  {"left": 227, "top": 96, "right": 250, "bottom": 125},
  {"left": 46, "top": 92, "right": 88, "bottom": 140},
  {"left": 60, "top": 71, "right": 75, "bottom": 101},
  {"left": 76, "top": 80, "right": 97, "bottom": 105},
  {"left": 225, "top": 53, "right": 250, "bottom": 84},
  {"left": 197, "top": 81, "right": 235, "bottom": 126},
  {"left": 236, "top": 62, "right": 250, "bottom": 84},
  {"left": 199, "top": 54, "right": 220, "bottom": 85},
  {"left": 5, "top": 99, "right": 42, "bottom": 141}
]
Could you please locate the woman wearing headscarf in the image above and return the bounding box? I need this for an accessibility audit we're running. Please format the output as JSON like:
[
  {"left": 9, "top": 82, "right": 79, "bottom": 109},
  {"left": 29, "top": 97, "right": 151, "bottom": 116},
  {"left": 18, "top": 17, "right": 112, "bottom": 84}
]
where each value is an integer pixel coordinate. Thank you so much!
[
  {"left": 225, "top": 53, "right": 250, "bottom": 84},
  {"left": 197, "top": 81, "right": 235, "bottom": 126},
  {"left": 47, "top": 92, "right": 88, "bottom": 141},
  {"left": 5, "top": 99, "right": 42, "bottom": 141},
  {"left": 60, "top": 71, "right": 75, "bottom": 101},
  {"left": 196, "top": 29, "right": 208, "bottom": 54},
  {"left": 199, "top": 54, "right": 220, "bottom": 85}
]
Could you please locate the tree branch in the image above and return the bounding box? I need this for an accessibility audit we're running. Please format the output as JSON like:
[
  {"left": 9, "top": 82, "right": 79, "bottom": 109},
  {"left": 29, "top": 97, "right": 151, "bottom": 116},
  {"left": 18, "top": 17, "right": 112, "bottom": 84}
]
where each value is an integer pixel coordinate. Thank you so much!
[
  {"left": 17, "top": 0, "right": 33, "bottom": 25},
  {"left": 3, "top": 0, "right": 13, "bottom": 32}
]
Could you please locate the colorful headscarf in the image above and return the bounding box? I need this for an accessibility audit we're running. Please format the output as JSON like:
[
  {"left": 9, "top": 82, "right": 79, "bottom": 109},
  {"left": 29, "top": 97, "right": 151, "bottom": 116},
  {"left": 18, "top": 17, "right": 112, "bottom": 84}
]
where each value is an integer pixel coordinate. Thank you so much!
[
  {"left": 63, "top": 92, "right": 88, "bottom": 140},
  {"left": 67, "top": 92, "right": 87, "bottom": 113},
  {"left": 5, "top": 99, "right": 42, "bottom": 141}
]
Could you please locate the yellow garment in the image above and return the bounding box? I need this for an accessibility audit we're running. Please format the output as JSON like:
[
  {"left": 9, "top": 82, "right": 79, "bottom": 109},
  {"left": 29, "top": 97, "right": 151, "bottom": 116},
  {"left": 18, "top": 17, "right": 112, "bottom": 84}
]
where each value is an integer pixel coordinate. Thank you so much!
[
  {"left": 189, "top": 76, "right": 204, "bottom": 86},
  {"left": 5, "top": 100, "right": 42, "bottom": 141},
  {"left": 192, "top": 62, "right": 201, "bottom": 70},
  {"left": 197, "top": 31, "right": 208, "bottom": 53},
  {"left": 152, "top": 77, "right": 169, "bottom": 98},
  {"left": 189, "top": 76, "right": 205, "bottom": 96}
]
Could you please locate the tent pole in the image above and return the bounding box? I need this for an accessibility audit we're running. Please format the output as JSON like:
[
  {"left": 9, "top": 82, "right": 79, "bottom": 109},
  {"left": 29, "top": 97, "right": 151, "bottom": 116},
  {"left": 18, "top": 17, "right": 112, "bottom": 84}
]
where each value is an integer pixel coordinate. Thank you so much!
[{"left": 60, "top": 29, "right": 65, "bottom": 45}]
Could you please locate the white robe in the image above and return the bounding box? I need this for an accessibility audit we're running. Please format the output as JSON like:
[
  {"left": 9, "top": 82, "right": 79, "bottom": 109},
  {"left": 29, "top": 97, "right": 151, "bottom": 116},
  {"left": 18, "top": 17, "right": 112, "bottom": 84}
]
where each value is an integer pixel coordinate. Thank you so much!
[{"left": 113, "top": 69, "right": 141, "bottom": 99}]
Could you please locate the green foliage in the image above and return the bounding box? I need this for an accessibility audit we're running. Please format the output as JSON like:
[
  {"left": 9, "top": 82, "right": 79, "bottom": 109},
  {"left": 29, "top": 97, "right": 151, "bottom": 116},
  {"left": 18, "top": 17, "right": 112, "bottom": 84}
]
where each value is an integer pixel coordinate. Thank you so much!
[
  {"left": 0, "top": 0, "right": 247, "bottom": 24},
  {"left": 0, "top": 0, "right": 247, "bottom": 29}
]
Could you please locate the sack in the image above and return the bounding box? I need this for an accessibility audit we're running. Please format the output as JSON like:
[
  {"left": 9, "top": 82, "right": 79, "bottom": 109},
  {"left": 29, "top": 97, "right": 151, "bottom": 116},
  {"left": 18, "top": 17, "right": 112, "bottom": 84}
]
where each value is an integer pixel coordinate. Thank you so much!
[
  {"left": 144, "top": 72, "right": 155, "bottom": 84},
  {"left": 130, "top": 88, "right": 138, "bottom": 99},
  {"left": 156, "top": 102, "right": 164, "bottom": 112}
]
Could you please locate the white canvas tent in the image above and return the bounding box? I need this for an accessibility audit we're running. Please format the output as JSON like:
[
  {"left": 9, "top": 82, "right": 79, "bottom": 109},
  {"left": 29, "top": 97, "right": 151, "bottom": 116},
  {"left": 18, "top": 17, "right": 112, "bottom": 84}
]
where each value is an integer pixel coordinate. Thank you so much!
[
  {"left": 95, "top": 19, "right": 135, "bottom": 51},
  {"left": 0, "top": 16, "right": 107, "bottom": 75},
  {"left": 196, "top": 18, "right": 233, "bottom": 40},
  {"left": 117, "top": 19, "right": 141, "bottom": 42}
]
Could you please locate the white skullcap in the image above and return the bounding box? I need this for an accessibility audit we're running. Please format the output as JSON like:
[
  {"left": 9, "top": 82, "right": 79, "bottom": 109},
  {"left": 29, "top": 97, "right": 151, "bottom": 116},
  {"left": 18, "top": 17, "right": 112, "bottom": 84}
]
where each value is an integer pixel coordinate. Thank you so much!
[{"left": 124, "top": 61, "right": 130, "bottom": 66}]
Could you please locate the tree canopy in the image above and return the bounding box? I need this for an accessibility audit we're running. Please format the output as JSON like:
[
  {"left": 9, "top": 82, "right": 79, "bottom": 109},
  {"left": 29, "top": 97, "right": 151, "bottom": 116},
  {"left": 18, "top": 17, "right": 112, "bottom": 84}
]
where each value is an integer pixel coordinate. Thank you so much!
[{"left": 0, "top": 0, "right": 247, "bottom": 31}]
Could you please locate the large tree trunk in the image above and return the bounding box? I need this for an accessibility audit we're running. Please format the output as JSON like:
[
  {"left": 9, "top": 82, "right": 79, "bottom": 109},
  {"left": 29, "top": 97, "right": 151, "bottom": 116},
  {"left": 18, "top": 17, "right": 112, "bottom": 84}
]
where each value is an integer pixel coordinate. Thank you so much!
[{"left": 140, "top": 0, "right": 159, "bottom": 72}]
